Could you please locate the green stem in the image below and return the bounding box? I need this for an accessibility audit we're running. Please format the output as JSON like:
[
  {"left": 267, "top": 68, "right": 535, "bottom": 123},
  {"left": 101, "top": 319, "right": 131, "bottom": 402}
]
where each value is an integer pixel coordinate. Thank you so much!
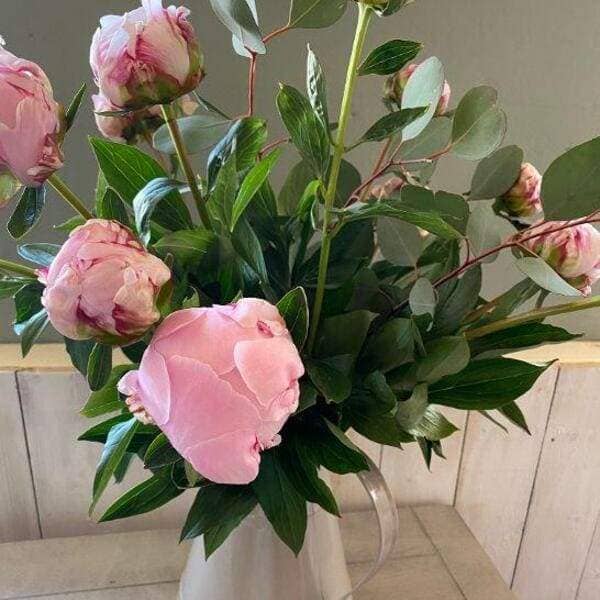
[
  {"left": 0, "top": 259, "right": 37, "bottom": 278},
  {"left": 47, "top": 174, "right": 93, "bottom": 220},
  {"left": 465, "top": 295, "right": 600, "bottom": 340},
  {"left": 307, "top": 3, "right": 373, "bottom": 352},
  {"left": 160, "top": 104, "right": 212, "bottom": 230}
]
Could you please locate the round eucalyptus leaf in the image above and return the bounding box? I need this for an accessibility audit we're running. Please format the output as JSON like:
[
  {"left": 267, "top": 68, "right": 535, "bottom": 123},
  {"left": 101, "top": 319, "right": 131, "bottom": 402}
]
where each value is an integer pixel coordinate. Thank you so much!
[
  {"left": 466, "top": 205, "right": 503, "bottom": 263},
  {"left": 288, "top": 0, "right": 347, "bottom": 29},
  {"left": 398, "top": 117, "right": 452, "bottom": 161},
  {"left": 377, "top": 217, "right": 424, "bottom": 267},
  {"left": 409, "top": 277, "right": 436, "bottom": 318},
  {"left": 470, "top": 145, "right": 523, "bottom": 201},
  {"left": 153, "top": 115, "right": 232, "bottom": 155},
  {"left": 516, "top": 257, "right": 582, "bottom": 297}
]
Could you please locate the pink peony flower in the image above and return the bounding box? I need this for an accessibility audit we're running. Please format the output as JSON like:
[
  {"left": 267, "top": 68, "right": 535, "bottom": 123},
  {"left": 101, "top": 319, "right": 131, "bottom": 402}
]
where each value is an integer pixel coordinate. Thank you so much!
[
  {"left": 370, "top": 176, "right": 405, "bottom": 200},
  {"left": 90, "top": 0, "right": 204, "bottom": 111},
  {"left": 39, "top": 219, "right": 170, "bottom": 343},
  {"left": 523, "top": 221, "right": 600, "bottom": 295},
  {"left": 93, "top": 92, "right": 197, "bottom": 143},
  {"left": 0, "top": 46, "right": 63, "bottom": 188},
  {"left": 118, "top": 299, "right": 305, "bottom": 485},
  {"left": 500, "top": 163, "right": 543, "bottom": 218},
  {"left": 385, "top": 63, "right": 451, "bottom": 116}
]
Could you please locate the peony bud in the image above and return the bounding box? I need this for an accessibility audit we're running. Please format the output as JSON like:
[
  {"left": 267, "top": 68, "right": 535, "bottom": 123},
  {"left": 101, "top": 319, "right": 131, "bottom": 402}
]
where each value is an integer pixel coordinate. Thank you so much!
[
  {"left": 90, "top": 0, "right": 204, "bottom": 111},
  {"left": 371, "top": 176, "right": 405, "bottom": 200},
  {"left": 118, "top": 299, "right": 305, "bottom": 485},
  {"left": 0, "top": 47, "right": 64, "bottom": 188},
  {"left": 499, "top": 163, "right": 543, "bottom": 218},
  {"left": 522, "top": 221, "right": 600, "bottom": 295},
  {"left": 384, "top": 63, "right": 451, "bottom": 116},
  {"left": 93, "top": 93, "right": 198, "bottom": 143},
  {"left": 39, "top": 219, "right": 171, "bottom": 343}
]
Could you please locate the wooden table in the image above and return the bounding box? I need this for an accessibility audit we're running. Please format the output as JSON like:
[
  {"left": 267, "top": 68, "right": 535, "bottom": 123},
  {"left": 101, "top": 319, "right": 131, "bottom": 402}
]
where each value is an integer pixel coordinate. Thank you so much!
[{"left": 0, "top": 505, "right": 515, "bottom": 599}]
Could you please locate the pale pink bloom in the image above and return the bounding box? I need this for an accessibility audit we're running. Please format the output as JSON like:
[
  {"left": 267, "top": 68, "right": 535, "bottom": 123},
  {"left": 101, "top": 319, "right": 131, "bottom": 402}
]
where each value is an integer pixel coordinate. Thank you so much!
[
  {"left": 523, "top": 221, "right": 600, "bottom": 295},
  {"left": 0, "top": 47, "right": 63, "bottom": 187},
  {"left": 500, "top": 163, "right": 543, "bottom": 218},
  {"left": 118, "top": 299, "right": 305, "bottom": 485},
  {"left": 385, "top": 63, "right": 451, "bottom": 116},
  {"left": 93, "top": 92, "right": 197, "bottom": 143},
  {"left": 90, "top": 0, "right": 204, "bottom": 110},
  {"left": 39, "top": 219, "right": 170, "bottom": 342},
  {"left": 370, "top": 176, "right": 405, "bottom": 200}
]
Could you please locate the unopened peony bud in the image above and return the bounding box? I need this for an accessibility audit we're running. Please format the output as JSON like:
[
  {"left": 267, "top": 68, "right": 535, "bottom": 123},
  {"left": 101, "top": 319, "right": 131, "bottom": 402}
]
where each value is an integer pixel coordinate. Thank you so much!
[
  {"left": 0, "top": 47, "right": 64, "bottom": 188},
  {"left": 39, "top": 219, "right": 171, "bottom": 343},
  {"left": 90, "top": 0, "right": 204, "bottom": 111},
  {"left": 499, "top": 163, "right": 543, "bottom": 218},
  {"left": 522, "top": 221, "right": 600, "bottom": 295},
  {"left": 371, "top": 176, "right": 405, "bottom": 200},
  {"left": 384, "top": 63, "right": 451, "bottom": 116},
  {"left": 118, "top": 299, "right": 305, "bottom": 485},
  {"left": 93, "top": 93, "right": 198, "bottom": 144}
]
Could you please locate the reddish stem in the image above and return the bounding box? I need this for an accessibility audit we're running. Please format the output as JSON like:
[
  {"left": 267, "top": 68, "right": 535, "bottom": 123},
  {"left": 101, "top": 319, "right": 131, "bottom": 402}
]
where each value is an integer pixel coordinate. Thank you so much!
[
  {"left": 263, "top": 25, "right": 291, "bottom": 45},
  {"left": 260, "top": 136, "right": 290, "bottom": 158},
  {"left": 247, "top": 52, "right": 258, "bottom": 116}
]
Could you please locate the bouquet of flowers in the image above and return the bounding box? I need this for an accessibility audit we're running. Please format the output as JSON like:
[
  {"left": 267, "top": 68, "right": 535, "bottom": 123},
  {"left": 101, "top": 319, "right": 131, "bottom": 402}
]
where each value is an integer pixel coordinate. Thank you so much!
[{"left": 1, "top": 0, "right": 599, "bottom": 563}]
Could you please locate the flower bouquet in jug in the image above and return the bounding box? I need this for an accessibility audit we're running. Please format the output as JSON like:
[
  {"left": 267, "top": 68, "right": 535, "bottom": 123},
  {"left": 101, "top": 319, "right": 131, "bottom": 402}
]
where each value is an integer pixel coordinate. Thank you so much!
[{"left": 1, "top": 0, "right": 600, "bottom": 561}]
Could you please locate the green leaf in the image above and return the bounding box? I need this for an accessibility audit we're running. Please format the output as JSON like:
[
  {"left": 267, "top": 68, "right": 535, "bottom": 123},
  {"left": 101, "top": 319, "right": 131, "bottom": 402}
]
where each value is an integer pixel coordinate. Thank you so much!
[
  {"left": 13, "top": 282, "right": 43, "bottom": 324},
  {"left": 376, "top": 0, "right": 411, "bottom": 16},
  {"left": 401, "top": 57, "right": 445, "bottom": 141},
  {"left": 470, "top": 145, "right": 523, "bottom": 200},
  {"left": 415, "top": 336, "right": 471, "bottom": 383},
  {"left": 377, "top": 217, "right": 423, "bottom": 267},
  {"left": 96, "top": 188, "right": 130, "bottom": 226},
  {"left": 307, "top": 45, "right": 329, "bottom": 128},
  {"left": 470, "top": 322, "right": 580, "bottom": 356},
  {"left": 398, "top": 117, "right": 452, "bottom": 162},
  {"left": 498, "top": 402, "right": 531, "bottom": 435},
  {"left": 54, "top": 215, "right": 86, "bottom": 233},
  {"left": 143, "top": 433, "right": 181, "bottom": 469},
  {"left": 359, "top": 39, "right": 422, "bottom": 76},
  {"left": 307, "top": 358, "right": 352, "bottom": 404},
  {"left": 350, "top": 409, "right": 410, "bottom": 446},
  {"left": 288, "top": 0, "right": 347, "bottom": 29},
  {"left": 277, "top": 287, "right": 309, "bottom": 349},
  {"left": 231, "top": 149, "right": 282, "bottom": 231},
  {"left": 316, "top": 310, "right": 375, "bottom": 359},
  {"left": 208, "top": 0, "right": 265, "bottom": 55},
  {"left": 81, "top": 365, "right": 135, "bottom": 418},
  {"left": 277, "top": 84, "right": 330, "bottom": 177},
  {"left": 252, "top": 449, "right": 307, "bottom": 555},
  {"left": 8, "top": 186, "right": 46, "bottom": 239},
  {"left": 14, "top": 309, "right": 49, "bottom": 357},
  {"left": 90, "top": 137, "right": 192, "bottom": 232},
  {"left": 17, "top": 243, "right": 59, "bottom": 267},
  {"left": 541, "top": 137, "right": 600, "bottom": 220},
  {"left": 65, "top": 338, "right": 96, "bottom": 377},
  {"left": 91, "top": 418, "right": 139, "bottom": 515},
  {"left": 87, "top": 344, "right": 113, "bottom": 392},
  {"left": 99, "top": 471, "right": 184, "bottom": 522},
  {"left": 410, "top": 277, "right": 436, "bottom": 318},
  {"left": 467, "top": 205, "right": 503, "bottom": 263},
  {"left": 452, "top": 86, "right": 507, "bottom": 161},
  {"left": 133, "top": 178, "right": 186, "bottom": 244},
  {"left": 358, "top": 108, "right": 427, "bottom": 144},
  {"left": 0, "top": 277, "right": 30, "bottom": 300},
  {"left": 208, "top": 151, "right": 238, "bottom": 228},
  {"left": 64, "top": 83, "right": 87, "bottom": 131},
  {"left": 231, "top": 216, "right": 268, "bottom": 282},
  {"left": 516, "top": 257, "right": 582, "bottom": 297},
  {"left": 361, "top": 318, "right": 414, "bottom": 373},
  {"left": 154, "top": 230, "right": 216, "bottom": 267},
  {"left": 429, "top": 357, "right": 552, "bottom": 410},
  {"left": 396, "top": 383, "right": 428, "bottom": 431},
  {"left": 413, "top": 407, "right": 459, "bottom": 441},
  {"left": 153, "top": 115, "right": 232, "bottom": 155}
]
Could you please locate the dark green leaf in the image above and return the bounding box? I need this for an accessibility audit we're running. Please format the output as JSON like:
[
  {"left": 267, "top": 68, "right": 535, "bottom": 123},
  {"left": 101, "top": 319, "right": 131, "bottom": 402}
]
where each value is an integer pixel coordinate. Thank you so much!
[
  {"left": 396, "top": 383, "right": 428, "bottom": 431},
  {"left": 96, "top": 188, "right": 130, "bottom": 225},
  {"left": 288, "top": 0, "right": 347, "bottom": 29},
  {"left": 359, "top": 39, "right": 422, "bottom": 76},
  {"left": 144, "top": 433, "right": 181, "bottom": 469},
  {"left": 358, "top": 108, "right": 427, "bottom": 145},
  {"left": 154, "top": 230, "right": 216, "bottom": 267},
  {"left": 8, "top": 186, "right": 46, "bottom": 239},
  {"left": 429, "top": 358, "right": 552, "bottom": 410},
  {"left": 81, "top": 364, "right": 135, "bottom": 418},
  {"left": 316, "top": 310, "right": 375, "bottom": 359},
  {"left": 498, "top": 401, "right": 531, "bottom": 435},
  {"left": 277, "top": 287, "right": 309, "bottom": 349},
  {"left": 231, "top": 216, "right": 268, "bottom": 282},
  {"left": 398, "top": 117, "right": 452, "bottom": 162},
  {"left": 416, "top": 336, "right": 471, "bottom": 383},
  {"left": 13, "top": 283, "right": 43, "bottom": 324},
  {"left": 0, "top": 277, "right": 30, "bottom": 300},
  {"left": 14, "top": 309, "right": 49, "bottom": 357},
  {"left": 65, "top": 338, "right": 96, "bottom": 376},
  {"left": 87, "top": 344, "right": 113, "bottom": 392},
  {"left": 64, "top": 83, "right": 87, "bottom": 131},
  {"left": 17, "top": 244, "right": 59, "bottom": 267},
  {"left": 307, "top": 358, "right": 352, "bottom": 403},
  {"left": 470, "top": 145, "right": 523, "bottom": 200},
  {"left": 377, "top": 217, "right": 423, "bottom": 267},
  {"left": 361, "top": 318, "right": 413, "bottom": 373}
]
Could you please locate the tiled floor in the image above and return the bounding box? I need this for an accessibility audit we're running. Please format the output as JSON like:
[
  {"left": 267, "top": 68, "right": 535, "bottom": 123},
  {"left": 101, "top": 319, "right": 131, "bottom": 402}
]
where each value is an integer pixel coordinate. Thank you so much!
[{"left": 0, "top": 505, "right": 515, "bottom": 599}]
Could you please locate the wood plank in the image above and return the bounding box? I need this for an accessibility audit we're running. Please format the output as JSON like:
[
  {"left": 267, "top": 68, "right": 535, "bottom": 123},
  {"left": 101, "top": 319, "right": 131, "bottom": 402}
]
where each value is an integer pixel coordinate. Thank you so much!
[
  {"left": 414, "top": 505, "right": 516, "bottom": 600},
  {"left": 17, "top": 371, "right": 192, "bottom": 538},
  {"left": 455, "top": 365, "right": 559, "bottom": 583},
  {"left": 512, "top": 366, "right": 600, "bottom": 600},
  {"left": 27, "top": 583, "right": 179, "bottom": 600},
  {"left": 577, "top": 513, "right": 600, "bottom": 600},
  {"left": 0, "top": 371, "right": 40, "bottom": 543},
  {"left": 380, "top": 409, "right": 467, "bottom": 505}
]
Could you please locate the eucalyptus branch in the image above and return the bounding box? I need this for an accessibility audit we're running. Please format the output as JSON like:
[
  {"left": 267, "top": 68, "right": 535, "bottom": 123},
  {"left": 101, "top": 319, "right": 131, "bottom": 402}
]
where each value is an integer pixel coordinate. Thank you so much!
[
  {"left": 263, "top": 25, "right": 291, "bottom": 45},
  {"left": 259, "top": 136, "right": 290, "bottom": 158},
  {"left": 464, "top": 295, "right": 600, "bottom": 340},
  {"left": 160, "top": 103, "right": 212, "bottom": 230},
  {"left": 247, "top": 51, "right": 258, "bottom": 116},
  {"left": 47, "top": 174, "right": 93, "bottom": 220},
  {"left": 307, "top": 3, "right": 374, "bottom": 352},
  {"left": 0, "top": 259, "right": 37, "bottom": 278}
]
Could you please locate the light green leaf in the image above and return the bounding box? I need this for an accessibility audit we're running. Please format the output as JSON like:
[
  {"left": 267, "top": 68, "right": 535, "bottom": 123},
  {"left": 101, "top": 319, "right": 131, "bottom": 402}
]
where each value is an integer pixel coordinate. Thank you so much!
[
  {"left": 209, "top": 0, "right": 265, "bottom": 55},
  {"left": 288, "top": 0, "right": 347, "bottom": 29},
  {"left": 516, "top": 257, "right": 582, "bottom": 297},
  {"left": 307, "top": 45, "right": 329, "bottom": 128},
  {"left": 17, "top": 243, "right": 59, "bottom": 267},
  {"left": 153, "top": 115, "right": 232, "bottom": 155},
  {"left": 410, "top": 277, "right": 436, "bottom": 318}
]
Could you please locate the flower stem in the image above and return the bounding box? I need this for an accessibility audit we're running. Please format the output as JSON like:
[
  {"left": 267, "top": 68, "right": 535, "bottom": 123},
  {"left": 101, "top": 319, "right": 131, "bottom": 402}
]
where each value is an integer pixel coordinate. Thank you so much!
[
  {"left": 160, "top": 103, "right": 212, "bottom": 230},
  {"left": 0, "top": 258, "right": 37, "bottom": 278},
  {"left": 47, "top": 174, "right": 93, "bottom": 220},
  {"left": 307, "top": 3, "right": 373, "bottom": 352},
  {"left": 464, "top": 295, "right": 600, "bottom": 340}
]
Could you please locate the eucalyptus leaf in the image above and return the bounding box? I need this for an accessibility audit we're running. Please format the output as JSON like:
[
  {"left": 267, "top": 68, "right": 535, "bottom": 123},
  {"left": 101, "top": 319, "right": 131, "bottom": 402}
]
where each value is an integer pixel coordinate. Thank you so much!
[
  {"left": 377, "top": 217, "right": 423, "bottom": 267},
  {"left": 209, "top": 0, "right": 265, "bottom": 55},
  {"left": 470, "top": 145, "right": 523, "bottom": 200},
  {"left": 466, "top": 205, "right": 503, "bottom": 263},
  {"left": 153, "top": 115, "right": 233, "bottom": 155},
  {"left": 409, "top": 277, "right": 436, "bottom": 318},
  {"left": 516, "top": 257, "right": 582, "bottom": 297},
  {"left": 415, "top": 336, "right": 470, "bottom": 383},
  {"left": 288, "top": 0, "right": 347, "bottom": 29},
  {"left": 398, "top": 117, "right": 452, "bottom": 162}
]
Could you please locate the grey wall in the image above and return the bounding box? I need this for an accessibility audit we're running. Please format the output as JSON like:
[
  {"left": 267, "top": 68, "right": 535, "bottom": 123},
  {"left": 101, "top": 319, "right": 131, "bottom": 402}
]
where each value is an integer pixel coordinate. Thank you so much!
[{"left": 2, "top": 0, "right": 600, "bottom": 341}]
